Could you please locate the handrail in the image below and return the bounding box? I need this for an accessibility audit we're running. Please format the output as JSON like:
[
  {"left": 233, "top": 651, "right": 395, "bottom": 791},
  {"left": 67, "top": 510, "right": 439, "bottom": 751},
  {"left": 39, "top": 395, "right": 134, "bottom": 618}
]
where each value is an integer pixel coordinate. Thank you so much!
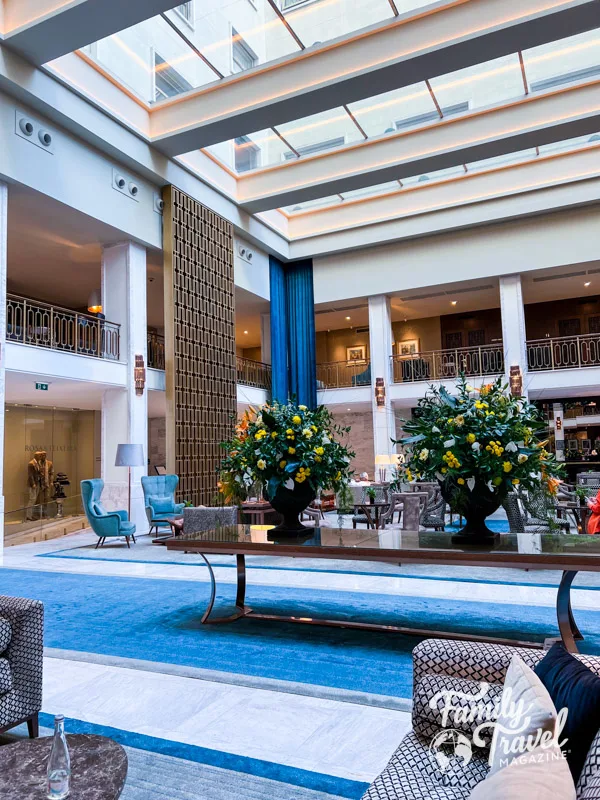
[
  {"left": 147, "top": 332, "right": 165, "bottom": 370},
  {"left": 391, "top": 344, "right": 504, "bottom": 383},
  {"left": 316, "top": 359, "right": 371, "bottom": 388},
  {"left": 236, "top": 356, "right": 272, "bottom": 390},
  {"left": 6, "top": 294, "right": 120, "bottom": 361},
  {"left": 527, "top": 333, "right": 600, "bottom": 371}
]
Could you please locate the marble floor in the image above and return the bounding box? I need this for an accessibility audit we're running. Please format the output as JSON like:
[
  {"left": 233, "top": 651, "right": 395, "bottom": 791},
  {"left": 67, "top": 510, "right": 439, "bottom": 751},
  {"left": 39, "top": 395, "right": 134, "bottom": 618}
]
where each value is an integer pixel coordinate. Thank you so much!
[{"left": 2, "top": 519, "right": 600, "bottom": 795}]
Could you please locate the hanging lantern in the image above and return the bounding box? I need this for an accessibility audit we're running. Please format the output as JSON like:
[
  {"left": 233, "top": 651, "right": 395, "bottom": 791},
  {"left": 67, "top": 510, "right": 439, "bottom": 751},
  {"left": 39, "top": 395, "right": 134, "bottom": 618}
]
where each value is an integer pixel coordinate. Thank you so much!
[{"left": 87, "top": 288, "right": 102, "bottom": 314}]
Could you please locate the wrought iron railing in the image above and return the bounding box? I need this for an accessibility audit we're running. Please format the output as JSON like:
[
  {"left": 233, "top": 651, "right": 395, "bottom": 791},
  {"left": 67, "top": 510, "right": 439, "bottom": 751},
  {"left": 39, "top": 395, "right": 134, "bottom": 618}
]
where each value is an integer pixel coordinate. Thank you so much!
[
  {"left": 391, "top": 345, "right": 504, "bottom": 383},
  {"left": 527, "top": 334, "right": 600, "bottom": 371},
  {"left": 316, "top": 360, "right": 371, "bottom": 388},
  {"left": 6, "top": 295, "right": 120, "bottom": 360},
  {"left": 236, "top": 357, "right": 272, "bottom": 390},
  {"left": 147, "top": 332, "right": 165, "bottom": 370}
]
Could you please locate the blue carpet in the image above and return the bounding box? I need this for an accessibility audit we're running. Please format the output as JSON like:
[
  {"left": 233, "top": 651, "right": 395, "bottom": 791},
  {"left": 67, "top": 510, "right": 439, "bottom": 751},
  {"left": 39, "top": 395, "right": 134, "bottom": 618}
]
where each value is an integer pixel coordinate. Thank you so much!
[
  {"left": 2, "top": 568, "right": 600, "bottom": 699},
  {"left": 37, "top": 714, "right": 367, "bottom": 799}
]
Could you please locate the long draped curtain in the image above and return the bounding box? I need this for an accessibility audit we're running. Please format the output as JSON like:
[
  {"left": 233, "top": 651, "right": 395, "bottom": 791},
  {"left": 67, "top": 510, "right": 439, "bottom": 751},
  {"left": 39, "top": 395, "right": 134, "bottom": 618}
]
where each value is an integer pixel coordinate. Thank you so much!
[{"left": 269, "top": 256, "right": 317, "bottom": 409}]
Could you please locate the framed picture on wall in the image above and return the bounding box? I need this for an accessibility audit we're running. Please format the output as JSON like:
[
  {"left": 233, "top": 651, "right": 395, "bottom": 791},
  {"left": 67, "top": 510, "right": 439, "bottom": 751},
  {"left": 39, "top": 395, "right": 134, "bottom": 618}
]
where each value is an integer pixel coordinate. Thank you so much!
[
  {"left": 397, "top": 339, "right": 419, "bottom": 356},
  {"left": 346, "top": 345, "right": 367, "bottom": 364}
]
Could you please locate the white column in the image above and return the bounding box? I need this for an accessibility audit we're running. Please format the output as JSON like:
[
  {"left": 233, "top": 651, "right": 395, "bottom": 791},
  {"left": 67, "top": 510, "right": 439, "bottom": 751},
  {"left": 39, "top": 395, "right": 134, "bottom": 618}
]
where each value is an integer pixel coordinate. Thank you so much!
[
  {"left": 260, "top": 312, "right": 271, "bottom": 364},
  {"left": 101, "top": 242, "right": 148, "bottom": 532},
  {"left": 368, "top": 295, "right": 396, "bottom": 477},
  {"left": 499, "top": 274, "right": 528, "bottom": 396},
  {"left": 0, "top": 183, "right": 7, "bottom": 554}
]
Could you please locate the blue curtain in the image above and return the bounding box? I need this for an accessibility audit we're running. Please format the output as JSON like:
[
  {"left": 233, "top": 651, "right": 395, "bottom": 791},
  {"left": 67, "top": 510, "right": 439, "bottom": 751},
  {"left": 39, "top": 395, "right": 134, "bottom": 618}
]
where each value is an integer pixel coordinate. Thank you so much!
[
  {"left": 286, "top": 260, "right": 317, "bottom": 409},
  {"left": 269, "top": 256, "right": 289, "bottom": 404},
  {"left": 269, "top": 256, "right": 317, "bottom": 409}
]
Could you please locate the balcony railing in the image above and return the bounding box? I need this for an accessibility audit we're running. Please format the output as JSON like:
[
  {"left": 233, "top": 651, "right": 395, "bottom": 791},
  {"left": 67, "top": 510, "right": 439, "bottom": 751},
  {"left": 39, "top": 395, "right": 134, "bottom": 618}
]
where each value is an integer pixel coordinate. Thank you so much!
[
  {"left": 391, "top": 344, "right": 504, "bottom": 383},
  {"left": 7, "top": 294, "right": 120, "bottom": 360},
  {"left": 316, "top": 360, "right": 371, "bottom": 389},
  {"left": 147, "top": 332, "right": 165, "bottom": 370},
  {"left": 527, "top": 334, "right": 600, "bottom": 371},
  {"left": 236, "top": 357, "right": 272, "bottom": 390}
]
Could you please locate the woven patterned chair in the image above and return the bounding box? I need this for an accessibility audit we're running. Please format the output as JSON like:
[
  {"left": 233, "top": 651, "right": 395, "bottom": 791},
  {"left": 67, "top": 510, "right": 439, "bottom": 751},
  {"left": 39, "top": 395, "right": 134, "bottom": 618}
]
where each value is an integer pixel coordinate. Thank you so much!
[
  {"left": 183, "top": 506, "right": 238, "bottom": 533},
  {"left": 518, "top": 487, "right": 570, "bottom": 533},
  {"left": 0, "top": 596, "right": 44, "bottom": 739},
  {"left": 420, "top": 489, "right": 447, "bottom": 531},
  {"left": 363, "top": 638, "right": 600, "bottom": 799}
]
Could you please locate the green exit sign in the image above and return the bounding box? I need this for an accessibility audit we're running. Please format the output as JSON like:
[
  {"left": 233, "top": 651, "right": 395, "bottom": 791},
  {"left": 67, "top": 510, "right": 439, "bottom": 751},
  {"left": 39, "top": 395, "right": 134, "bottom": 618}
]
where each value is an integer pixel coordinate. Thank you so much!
[{"left": 35, "top": 383, "right": 49, "bottom": 391}]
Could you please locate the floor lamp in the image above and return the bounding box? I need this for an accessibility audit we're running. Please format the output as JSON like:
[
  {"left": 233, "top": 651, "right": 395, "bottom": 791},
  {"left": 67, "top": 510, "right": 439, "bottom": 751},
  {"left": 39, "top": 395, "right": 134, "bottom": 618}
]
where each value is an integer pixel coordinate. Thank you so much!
[{"left": 115, "top": 444, "right": 145, "bottom": 520}]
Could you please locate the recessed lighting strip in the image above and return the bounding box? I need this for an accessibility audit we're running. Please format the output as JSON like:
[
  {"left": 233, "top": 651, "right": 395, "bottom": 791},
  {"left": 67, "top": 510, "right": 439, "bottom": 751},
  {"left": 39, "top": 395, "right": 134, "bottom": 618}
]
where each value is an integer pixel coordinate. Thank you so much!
[{"left": 159, "top": 11, "right": 224, "bottom": 79}]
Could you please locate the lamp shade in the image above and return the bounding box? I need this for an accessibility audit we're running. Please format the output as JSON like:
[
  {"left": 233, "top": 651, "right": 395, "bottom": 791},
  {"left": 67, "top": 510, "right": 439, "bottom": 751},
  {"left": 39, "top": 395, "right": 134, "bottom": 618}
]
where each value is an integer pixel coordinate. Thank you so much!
[
  {"left": 375, "top": 454, "right": 392, "bottom": 466},
  {"left": 115, "top": 444, "right": 145, "bottom": 467}
]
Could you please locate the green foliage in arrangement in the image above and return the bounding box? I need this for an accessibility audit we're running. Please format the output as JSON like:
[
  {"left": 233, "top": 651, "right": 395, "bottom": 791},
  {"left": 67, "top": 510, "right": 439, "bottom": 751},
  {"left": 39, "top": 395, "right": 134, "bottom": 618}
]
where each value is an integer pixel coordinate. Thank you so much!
[
  {"left": 219, "top": 401, "right": 355, "bottom": 502},
  {"left": 395, "top": 376, "right": 564, "bottom": 500}
]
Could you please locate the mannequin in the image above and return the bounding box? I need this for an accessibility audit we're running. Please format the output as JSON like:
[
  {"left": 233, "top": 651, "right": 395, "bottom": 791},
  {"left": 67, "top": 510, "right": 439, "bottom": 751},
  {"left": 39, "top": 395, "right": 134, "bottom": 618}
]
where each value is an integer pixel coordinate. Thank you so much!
[{"left": 27, "top": 451, "right": 54, "bottom": 520}]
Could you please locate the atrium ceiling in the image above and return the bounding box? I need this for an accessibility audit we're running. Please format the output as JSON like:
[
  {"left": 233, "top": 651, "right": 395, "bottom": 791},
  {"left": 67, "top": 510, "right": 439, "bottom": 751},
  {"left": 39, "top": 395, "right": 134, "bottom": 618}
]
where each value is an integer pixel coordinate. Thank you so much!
[{"left": 2, "top": 0, "right": 600, "bottom": 237}]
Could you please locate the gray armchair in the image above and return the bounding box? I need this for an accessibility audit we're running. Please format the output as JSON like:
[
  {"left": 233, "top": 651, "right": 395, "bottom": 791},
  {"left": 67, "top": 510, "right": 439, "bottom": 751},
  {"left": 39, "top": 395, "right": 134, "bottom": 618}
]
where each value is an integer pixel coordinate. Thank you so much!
[
  {"left": 0, "top": 596, "right": 44, "bottom": 738},
  {"left": 363, "top": 638, "right": 600, "bottom": 799}
]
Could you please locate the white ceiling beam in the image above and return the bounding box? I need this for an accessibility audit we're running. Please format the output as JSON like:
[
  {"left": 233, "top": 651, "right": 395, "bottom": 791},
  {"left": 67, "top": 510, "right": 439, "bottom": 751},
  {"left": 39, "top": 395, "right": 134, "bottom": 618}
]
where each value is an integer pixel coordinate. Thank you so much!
[
  {"left": 2, "top": 0, "right": 184, "bottom": 65},
  {"left": 237, "top": 81, "right": 600, "bottom": 211},
  {"left": 149, "top": 0, "right": 600, "bottom": 155}
]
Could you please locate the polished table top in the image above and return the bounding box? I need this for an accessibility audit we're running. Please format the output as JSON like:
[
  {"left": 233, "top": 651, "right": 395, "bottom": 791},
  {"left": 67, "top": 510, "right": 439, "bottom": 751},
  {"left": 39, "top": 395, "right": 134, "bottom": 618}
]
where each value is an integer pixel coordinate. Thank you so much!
[{"left": 166, "top": 525, "right": 600, "bottom": 571}]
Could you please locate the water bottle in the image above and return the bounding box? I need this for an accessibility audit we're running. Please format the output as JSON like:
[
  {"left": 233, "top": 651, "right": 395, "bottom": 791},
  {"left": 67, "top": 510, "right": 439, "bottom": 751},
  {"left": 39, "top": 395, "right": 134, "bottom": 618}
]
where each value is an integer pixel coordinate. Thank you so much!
[{"left": 46, "top": 715, "right": 71, "bottom": 799}]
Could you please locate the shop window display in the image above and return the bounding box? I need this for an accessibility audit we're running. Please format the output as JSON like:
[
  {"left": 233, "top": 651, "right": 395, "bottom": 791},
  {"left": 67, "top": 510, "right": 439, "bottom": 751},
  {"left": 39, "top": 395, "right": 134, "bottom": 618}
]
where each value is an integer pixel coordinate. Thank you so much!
[{"left": 4, "top": 405, "right": 97, "bottom": 539}]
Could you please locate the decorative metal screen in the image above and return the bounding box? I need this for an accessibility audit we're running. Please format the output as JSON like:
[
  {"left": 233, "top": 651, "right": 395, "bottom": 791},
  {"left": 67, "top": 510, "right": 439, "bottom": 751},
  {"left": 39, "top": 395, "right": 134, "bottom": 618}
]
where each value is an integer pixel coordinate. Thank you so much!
[{"left": 163, "top": 186, "right": 236, "bottom": 506}]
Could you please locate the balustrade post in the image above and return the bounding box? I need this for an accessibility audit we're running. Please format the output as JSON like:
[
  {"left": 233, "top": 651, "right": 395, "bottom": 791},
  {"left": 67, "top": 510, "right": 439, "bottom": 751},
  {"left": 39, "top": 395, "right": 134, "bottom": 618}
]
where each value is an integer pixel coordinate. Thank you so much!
[
  {"left": 550, "top": 339, "right": 555, "bottom": 370},
  {"left": 577, "top": 335, "right": 582, "bottom": 368},
  {"left": 22, "top": 299, "right": 26, "bottom": 344},
  {"left": 49, "top": 306, "right": 54, "bottom": 350},
  {"left": 74, "top": 313, "right": 78, "bottom": 353},
  {"left": 97, "top": 318, "right": 101, "bottom": 358},
  {"left": 478, "top": 346, "right": 482, "bottom": 376},
  {"left": 454, "top": 349, "right": 459, "bottom": 379}
]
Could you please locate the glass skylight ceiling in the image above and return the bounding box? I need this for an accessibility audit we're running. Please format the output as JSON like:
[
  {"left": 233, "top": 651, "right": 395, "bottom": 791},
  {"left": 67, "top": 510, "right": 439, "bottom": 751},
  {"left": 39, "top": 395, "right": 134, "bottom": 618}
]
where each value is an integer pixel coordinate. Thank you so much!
[
  {"left": 282, "top": 133, "right": 600, "bottom": 214},
  {"left": 208, "top": 28, "right": 600, "bottom": 177},
  {"left": 80, "top": 0, "right": 413, "bottom": 104}
]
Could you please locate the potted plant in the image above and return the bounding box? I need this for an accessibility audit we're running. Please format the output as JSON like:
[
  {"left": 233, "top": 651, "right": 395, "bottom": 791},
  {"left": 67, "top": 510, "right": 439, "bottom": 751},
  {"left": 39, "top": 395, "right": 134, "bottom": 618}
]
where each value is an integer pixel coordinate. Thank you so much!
[
  {"left": 396, "top": 376, "right": 564, "bottom": 543},
  {"left": 220, "top": 402, "right": 354, "bottom": 534},
  {"left": 366, "top": 487, "right": 377, "bottom": 505}
]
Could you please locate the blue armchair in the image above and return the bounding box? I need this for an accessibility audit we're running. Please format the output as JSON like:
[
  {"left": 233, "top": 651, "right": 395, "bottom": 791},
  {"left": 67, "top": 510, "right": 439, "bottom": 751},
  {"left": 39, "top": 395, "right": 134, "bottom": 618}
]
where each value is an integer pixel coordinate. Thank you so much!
[
  {"left": 81, "top": 479, "right": 137, "bottom": 548},
  {"left": 141, "top": 475, "right": 185, "bottom": 534}
]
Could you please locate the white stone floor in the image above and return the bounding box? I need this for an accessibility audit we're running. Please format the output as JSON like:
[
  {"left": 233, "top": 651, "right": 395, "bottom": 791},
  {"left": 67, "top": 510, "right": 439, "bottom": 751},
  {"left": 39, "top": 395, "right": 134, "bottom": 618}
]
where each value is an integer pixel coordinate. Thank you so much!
[{"left": 2, "top": 523, "right": 600, "bottom": 786}]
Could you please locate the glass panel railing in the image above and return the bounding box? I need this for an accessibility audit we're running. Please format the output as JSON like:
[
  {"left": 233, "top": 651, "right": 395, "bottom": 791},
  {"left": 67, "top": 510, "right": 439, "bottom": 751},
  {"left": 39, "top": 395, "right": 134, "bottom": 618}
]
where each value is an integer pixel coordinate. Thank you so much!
[
  {"left": 6, "top": 295, "right": 120, "bottom": 360},
  {"left": 391, "top": 345, "right": 504, "bottom": 383}
]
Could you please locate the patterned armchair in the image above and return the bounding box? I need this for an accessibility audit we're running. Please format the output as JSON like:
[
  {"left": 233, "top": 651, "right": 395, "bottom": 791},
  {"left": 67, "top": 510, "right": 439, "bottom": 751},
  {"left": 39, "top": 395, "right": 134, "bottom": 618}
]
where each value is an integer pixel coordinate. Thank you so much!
[
  {"left": 0, "top": 596, "right": 44, "bottom": 739},
  {"left": 363, "top": 638, "right": 600, "bottom": 799},
  {"left": 183, "top": 506, "right": 238, "bottom": 533},
  {"left": 81, "top": 479, "right": 136, "bottom": 548},
  {"left": 141, "top": 474, "right": 185, "bottom": 534}
]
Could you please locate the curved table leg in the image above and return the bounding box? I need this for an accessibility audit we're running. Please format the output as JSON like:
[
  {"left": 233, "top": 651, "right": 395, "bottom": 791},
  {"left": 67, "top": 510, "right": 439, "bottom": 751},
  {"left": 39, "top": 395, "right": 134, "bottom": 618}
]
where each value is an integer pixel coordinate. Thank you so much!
[
  {"left": 200, "top": 553, "right": 252, "bottom": 625},
  {"left": 557, "top": 570, "right": 583, "bottom": 653}
]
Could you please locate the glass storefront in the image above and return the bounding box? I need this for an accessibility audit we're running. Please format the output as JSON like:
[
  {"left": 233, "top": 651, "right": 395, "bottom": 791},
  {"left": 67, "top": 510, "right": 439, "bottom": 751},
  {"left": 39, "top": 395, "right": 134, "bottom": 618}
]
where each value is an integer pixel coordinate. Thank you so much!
[{"left": 4, "top": 405, "right": 97, "bottom": 537}]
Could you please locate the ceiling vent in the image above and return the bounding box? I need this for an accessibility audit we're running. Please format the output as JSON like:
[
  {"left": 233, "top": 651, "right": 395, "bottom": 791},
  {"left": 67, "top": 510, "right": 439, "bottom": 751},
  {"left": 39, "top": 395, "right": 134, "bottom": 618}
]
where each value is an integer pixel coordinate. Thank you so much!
[
  {"left": 532, "top": 271, "right": 586, "bottom": 283},
  {"left": 396, "top": 284, "right": 494, "bottom": 302}
]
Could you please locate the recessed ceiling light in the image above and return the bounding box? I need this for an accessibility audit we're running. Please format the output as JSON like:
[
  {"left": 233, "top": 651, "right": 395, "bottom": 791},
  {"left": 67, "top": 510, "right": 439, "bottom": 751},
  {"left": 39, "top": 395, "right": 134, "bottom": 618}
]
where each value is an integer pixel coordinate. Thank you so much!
[
  {"left": 345, "top": 316, "right": 351, "bottom": 320},
  {"left": 243, "top": 330, "right": 248, "bottom": 334},
  {"left": 585, "top": 281, "right": 591, "bottom": 287},
  {"left": 451, "top": 301, "right": 457, "bottom": 306}
]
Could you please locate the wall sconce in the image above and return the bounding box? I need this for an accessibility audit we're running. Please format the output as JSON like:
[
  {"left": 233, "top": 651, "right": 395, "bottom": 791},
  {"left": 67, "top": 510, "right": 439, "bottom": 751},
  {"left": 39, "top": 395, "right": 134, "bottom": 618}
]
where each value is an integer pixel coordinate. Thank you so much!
[
  {"left": 134, "top": 354, "right": 146, "bottom": 396},
  {"left": 509, "top": 366, "right": 523, "bottom": 397},
  {"left": 556, "top": 416, "right": 562, "bottom": 431},
  {"left": 375, "top": 377, "right": 385, "bottom": 407}
]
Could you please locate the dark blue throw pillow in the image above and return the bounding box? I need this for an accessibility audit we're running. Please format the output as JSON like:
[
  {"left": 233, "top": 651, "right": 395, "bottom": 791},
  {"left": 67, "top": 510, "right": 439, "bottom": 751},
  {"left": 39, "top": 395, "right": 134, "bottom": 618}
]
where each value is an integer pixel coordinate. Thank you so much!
[{"left": 534, "top": 643, "right": 600, "bottom": 782}]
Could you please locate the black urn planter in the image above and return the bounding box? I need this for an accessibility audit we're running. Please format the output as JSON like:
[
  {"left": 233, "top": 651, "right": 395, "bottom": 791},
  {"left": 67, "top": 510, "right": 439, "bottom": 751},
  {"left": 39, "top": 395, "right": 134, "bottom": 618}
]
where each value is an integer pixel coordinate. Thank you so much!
[
  {"left": 440, "top": 480, "right": 505, "bottom": 545},
  {"left": 266, "top": 483, "right": 316, "bottom": 535}
]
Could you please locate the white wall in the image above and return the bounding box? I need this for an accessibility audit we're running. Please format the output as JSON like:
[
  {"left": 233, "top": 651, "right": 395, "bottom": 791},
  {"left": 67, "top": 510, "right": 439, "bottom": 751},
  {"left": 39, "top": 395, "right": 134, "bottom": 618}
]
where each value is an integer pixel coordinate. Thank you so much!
[{"left": 313, "top": 207, "right": 600, "bottom": 304}]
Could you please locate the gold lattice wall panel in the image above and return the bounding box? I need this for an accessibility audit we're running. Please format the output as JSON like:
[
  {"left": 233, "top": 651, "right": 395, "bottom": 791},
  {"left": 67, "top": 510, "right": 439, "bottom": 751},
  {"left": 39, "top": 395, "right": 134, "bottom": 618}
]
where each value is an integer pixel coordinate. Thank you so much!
[{"left": 163, "top": 186, "right": 236, "bottom": 505}]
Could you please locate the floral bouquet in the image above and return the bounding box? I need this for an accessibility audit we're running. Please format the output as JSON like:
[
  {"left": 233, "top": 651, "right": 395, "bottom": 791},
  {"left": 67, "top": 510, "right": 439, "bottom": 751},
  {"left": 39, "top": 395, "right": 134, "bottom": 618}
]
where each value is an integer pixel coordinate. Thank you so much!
[
  {"left": 220, "top": 402, "right": 354, "bottom": 532},
  {"left": 396, "top": 376, "right": 563, "bottom": 540}
]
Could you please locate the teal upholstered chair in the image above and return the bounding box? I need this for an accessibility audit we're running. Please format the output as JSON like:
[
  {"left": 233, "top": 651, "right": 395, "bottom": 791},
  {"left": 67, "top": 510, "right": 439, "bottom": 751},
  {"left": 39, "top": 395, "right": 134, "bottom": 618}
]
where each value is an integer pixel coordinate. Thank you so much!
[
  {"left": 81, "top": 479, "right": 137, "bottom": 548},
  {"left": 141, "top": 474, "right": 185, "bottom": 535}
]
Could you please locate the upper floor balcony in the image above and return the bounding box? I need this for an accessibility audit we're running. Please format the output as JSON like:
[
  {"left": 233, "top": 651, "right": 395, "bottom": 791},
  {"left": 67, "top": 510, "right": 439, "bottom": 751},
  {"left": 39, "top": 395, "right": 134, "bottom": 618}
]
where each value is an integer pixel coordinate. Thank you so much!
[
  {"left": 526, "top": 334, "right": 600, "bottom": 372},
  {"left": 391, "top": 344, "right": 504, "bottom": 384},
  {"left": 236, "top": 357, "right": 272, "bottom": 391},
  {"left": 7, "top": 294, "right": 120, "bottom": 360}
]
